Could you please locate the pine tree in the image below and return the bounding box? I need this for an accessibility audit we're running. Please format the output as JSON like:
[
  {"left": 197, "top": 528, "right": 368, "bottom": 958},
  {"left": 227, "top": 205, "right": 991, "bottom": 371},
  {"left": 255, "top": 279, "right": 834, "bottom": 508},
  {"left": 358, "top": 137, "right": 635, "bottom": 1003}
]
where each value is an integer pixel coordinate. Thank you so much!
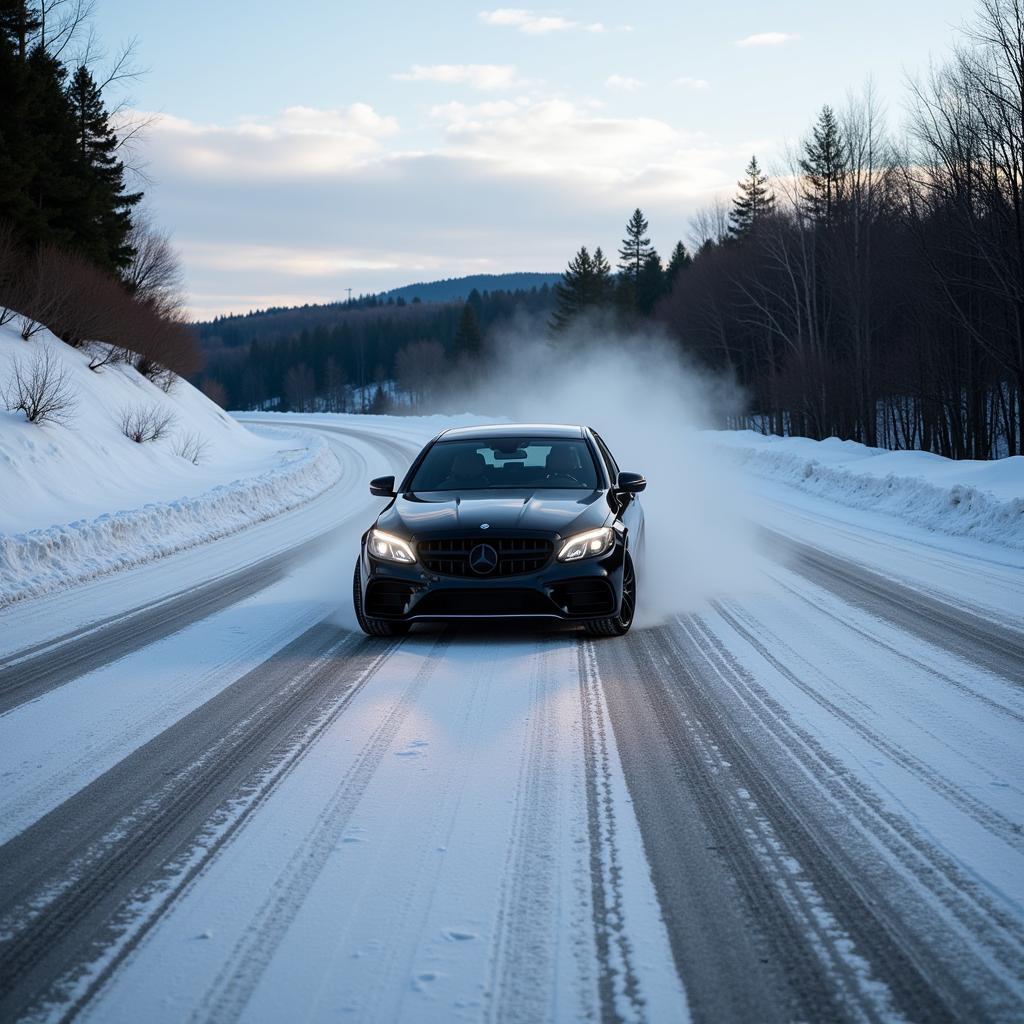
[
  {"left": 0, "top": 0, "right": 41, "bottom": 62},
  {"left": 664, "top": 240, "right": 691, "bottom": 292},
  {"left": 550, "top": 245, "right": 615, "bottom": 330},
  {"left": 551, "top": 246, "right": 594, "bottom": 331},
  {"left": 799, "top": 105, "right": 847, "bottom": 226},
  {"left": 634, "top": 251, "right": 664, "bottom": 316},
  {"left": 453, "top": 301, "right": 482, "bottom": 358},
  {"left": 67, "top": 64, "right": 142, "bottom": 271},
  {"left": 19, "top": 47, "right": 86, "bottom": 249},
  {"left": 591, "top": 246, "right": 614, "bottom": 305},
  {"left": 729, "top": 156, "right": 775, "bottom": 239},
  {"left": 617, "top": 208, "right": 654, "bottom": 285}
]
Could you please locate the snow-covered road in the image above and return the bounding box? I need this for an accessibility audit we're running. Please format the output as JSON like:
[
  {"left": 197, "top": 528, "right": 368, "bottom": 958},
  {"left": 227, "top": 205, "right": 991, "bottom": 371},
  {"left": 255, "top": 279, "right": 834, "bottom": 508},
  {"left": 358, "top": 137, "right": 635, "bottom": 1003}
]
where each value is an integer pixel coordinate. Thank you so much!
[{"left": 0, "top": 418, "right": 1021, "bottom": 1023}]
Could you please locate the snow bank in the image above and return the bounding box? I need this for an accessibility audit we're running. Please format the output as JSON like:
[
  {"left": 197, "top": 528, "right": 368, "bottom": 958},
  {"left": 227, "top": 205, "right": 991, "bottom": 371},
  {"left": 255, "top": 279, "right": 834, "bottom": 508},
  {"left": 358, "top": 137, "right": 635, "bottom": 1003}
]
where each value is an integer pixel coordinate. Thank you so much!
[
  {"left": 0, "top": 326, "right": 340, "bottom": 605},
  {"left": 711, "top": 430, "right": 1024, "bottom": 549}
]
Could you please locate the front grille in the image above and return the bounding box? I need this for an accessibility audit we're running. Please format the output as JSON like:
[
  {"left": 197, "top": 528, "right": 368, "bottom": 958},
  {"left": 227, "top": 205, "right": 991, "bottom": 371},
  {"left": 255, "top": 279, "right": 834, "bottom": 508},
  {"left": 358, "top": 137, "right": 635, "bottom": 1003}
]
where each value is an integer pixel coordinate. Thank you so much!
[
  {"left": 413, "top": 589, "right": 555, "bottom": 616},
  {"left": 550, "top": 579, "right": 615, "bottom": 616},
  {"left": 418, "top": 537, "right": 553, "bottom": 577}
]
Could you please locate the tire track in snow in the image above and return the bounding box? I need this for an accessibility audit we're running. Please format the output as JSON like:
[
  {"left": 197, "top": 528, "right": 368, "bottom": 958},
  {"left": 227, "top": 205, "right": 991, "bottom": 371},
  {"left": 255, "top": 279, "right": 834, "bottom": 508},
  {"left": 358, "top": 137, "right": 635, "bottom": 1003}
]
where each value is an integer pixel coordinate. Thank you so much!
[
  {"left": 679, "top": 614, "right": 1024, "bottom": 1019},
  {"left": 714, "top": 599, "right": 1024, "bottom": 853},
  {"left": 578, "top": 641, "right": 646, "bottom": 1024},
  {"left": 0, "top": 528, "right": 340, "bottom": 716},
  {"left": 194, "top": 631, "right": 452, "bottom": 1024},
  {"left": 761, "top": 565, "right": 1024, "bottom": 726},
  {"left": 597, "top": 628, "right": 900, "bottom": 1024},
  {"left": 0, "top": 626, "right": 401, "bottom": 1024},
  {"left": 486, "top": 640, "right": 578, "bottom": 1024},
  {"left": 763, "top": 529, "right": 1024, "bottom": 683}
]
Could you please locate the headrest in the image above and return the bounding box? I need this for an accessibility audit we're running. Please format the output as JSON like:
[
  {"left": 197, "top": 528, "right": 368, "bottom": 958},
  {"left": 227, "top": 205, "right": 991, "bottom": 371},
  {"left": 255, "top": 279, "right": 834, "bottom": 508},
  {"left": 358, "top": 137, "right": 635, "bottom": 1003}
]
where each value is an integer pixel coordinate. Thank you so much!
[
  {"left": 545, "top": 446, "right": 578, "bottom": 473},
  {"left": 452, "top": 450, "right": 487, "bottom": 476}
]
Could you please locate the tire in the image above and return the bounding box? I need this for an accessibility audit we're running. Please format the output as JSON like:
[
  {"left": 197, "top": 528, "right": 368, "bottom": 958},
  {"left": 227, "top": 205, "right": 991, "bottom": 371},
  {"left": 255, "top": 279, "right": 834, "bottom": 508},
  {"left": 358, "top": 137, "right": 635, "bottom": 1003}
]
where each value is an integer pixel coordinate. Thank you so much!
[
  {"left": 584, "top": 553, "right": 637, "bottom": 638},
  {"left": 353, "top": 558, "right": 410, "bottom": 637}
]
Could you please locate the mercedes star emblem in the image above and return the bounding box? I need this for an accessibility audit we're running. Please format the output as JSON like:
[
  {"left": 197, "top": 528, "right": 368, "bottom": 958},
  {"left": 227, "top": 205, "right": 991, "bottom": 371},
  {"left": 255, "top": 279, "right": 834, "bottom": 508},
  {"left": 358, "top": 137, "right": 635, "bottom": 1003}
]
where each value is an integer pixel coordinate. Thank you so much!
[{"left": 469, "top": 543, "right": 498, "bottom": 575}]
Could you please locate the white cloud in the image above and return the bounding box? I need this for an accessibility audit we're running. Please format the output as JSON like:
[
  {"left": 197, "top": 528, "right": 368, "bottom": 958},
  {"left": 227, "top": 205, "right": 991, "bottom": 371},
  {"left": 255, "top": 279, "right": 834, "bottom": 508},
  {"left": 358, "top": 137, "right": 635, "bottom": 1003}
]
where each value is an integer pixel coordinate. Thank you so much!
[
  {"left": 393, "top": 64, "right": 519, "bottom": 90},
  {"left": 432, "top": 97, "right": 726, "bottom": 192},
  {"left": 138, "top": 105, "right": 398, "bottom": 180},
  {"left": 478, "top": 9, "right": 624, "bottom": 34},
  {"left": 479, "top": 9, "right": 575, "bottom": 33},
  {"left": 735, "top": 32, "right": 797, "bottom": 48},
  {"left": 673, "top": 76, "right": 710, "bottom": 90},
  {"left": 606, "top": 74, "right": 644, "bottom": 91}
]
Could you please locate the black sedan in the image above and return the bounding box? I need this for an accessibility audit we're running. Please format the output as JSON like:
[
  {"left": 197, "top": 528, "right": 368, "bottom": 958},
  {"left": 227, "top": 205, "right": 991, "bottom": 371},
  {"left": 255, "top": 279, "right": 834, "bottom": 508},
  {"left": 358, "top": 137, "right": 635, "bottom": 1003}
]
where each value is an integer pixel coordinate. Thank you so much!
[{"left": 353, "top": 423, "right": 646, "bottom": 637}]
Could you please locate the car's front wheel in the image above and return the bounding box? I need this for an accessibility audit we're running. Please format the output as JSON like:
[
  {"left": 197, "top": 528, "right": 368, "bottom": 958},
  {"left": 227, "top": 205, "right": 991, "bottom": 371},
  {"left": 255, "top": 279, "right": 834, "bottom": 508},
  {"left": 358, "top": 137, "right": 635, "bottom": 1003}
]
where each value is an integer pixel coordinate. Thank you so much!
[
  {"left": 353, "top": 558, "right": 410, "bottom": 637},
  {"left": 584, "top": 553, "right": 636, "bottom": 638}
]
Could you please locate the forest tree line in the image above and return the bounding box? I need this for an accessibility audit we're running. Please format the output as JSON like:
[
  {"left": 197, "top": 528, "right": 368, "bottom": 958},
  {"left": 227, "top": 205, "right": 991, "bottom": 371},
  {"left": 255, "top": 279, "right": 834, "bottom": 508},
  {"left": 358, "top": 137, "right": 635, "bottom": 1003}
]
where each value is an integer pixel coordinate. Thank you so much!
[
  {"left": 549, "top": 0, "right": 1024, "bottom": 459},
  {"left": 195, "top": 284, "right": 556, "bottom": 413}
]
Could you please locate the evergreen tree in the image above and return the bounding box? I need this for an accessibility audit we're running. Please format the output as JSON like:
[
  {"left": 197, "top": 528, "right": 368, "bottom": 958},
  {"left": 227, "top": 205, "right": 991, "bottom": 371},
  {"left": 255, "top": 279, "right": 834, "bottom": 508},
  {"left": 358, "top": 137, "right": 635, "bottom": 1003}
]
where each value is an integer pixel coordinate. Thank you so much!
[
  {"left": 550, "top": 245, "right": 615, "bottom": 330},
  {"left": 19, "top": 47, "right": 87, "bottom": 249},
  {"left": 551, "top": 245, "right": 594, "bottom": 330},
  {"left": 664, "top": 240, "right": 691, "bottom": 292},
  {"left": 799, "top": 105, "right": 847, "bottom": 226},
  {"left": 729, "top": 155, "right": 775, "bottom": 239},
  {"left": 617, "top": 208, "right": 654, "bottom": 286},
  {"left": 0, "top": 0, "right": 41, "bottom": 62},
  {"left": 67, "top": 64, "right": 142, "bottom": 271},
  {"left": 453, "top": 300, "right": 482, "bottom": 358},
  {"left": 634, "top": 251, "right": 665, "bottom": 316},
  {"left": 591, "top": 246, "right": 614, "bottom": 305}
]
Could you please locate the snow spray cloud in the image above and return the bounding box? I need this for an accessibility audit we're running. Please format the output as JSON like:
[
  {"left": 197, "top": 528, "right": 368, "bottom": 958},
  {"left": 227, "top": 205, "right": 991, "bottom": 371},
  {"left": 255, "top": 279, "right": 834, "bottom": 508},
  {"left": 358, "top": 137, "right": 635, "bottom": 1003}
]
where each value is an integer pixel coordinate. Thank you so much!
[{"left": 441, "top": 315, "right": 764, "bottom": 624}]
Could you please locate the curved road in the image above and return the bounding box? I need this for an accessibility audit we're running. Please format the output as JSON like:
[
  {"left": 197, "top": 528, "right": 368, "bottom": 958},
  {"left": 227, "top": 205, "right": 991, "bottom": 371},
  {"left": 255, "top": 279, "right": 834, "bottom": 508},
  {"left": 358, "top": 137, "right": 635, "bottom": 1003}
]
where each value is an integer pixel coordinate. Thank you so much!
[{"left": 0, "top": 418, "right": 1021, "bottom": 1023}]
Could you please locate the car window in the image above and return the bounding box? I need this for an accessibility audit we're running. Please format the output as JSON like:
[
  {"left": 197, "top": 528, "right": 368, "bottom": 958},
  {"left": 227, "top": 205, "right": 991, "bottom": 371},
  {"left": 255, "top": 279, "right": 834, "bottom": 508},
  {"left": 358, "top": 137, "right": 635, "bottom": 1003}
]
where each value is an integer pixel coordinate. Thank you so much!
[
  {"left": 592, "top": 432, "right": 620, "bottom": 482},
  {"left": 409, "top": 438, "right": 600, "bottom": 491}
]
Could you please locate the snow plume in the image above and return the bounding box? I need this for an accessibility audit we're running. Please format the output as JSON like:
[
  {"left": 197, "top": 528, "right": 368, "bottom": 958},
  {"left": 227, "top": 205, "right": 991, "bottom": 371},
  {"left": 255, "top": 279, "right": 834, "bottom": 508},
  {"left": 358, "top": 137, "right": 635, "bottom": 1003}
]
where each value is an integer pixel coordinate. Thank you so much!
[{"left": 441, "top": 316, "right": 764, "bottom": 622}]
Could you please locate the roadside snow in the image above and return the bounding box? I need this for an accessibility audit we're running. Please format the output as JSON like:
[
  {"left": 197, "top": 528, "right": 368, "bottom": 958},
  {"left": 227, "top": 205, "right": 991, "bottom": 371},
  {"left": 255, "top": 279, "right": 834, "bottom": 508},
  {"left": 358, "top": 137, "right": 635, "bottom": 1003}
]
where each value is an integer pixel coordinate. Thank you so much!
[
  {"left": 710, "top": 430, "right": 1024, "bottom": 549},
  {"left": 0, "top": 326, "right": 340, "bottom": 605}
]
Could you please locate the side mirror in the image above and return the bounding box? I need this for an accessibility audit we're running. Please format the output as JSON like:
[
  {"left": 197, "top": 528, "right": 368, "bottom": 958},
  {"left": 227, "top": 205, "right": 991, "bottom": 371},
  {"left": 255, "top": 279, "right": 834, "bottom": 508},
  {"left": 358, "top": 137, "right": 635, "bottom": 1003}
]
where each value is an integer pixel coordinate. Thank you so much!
[
  {"left": 370, "top": 475, "right": 396, "bottom": 497},
  {"left": 616, "top": 471, "right": 646, "bottom": 494}
]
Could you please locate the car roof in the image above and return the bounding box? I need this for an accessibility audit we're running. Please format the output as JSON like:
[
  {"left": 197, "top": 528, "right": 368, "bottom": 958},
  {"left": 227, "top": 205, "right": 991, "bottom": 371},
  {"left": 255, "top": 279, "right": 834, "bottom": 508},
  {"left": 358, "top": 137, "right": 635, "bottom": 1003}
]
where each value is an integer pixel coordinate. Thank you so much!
[{"left": 437, "top": 423, "right": 587, "bottom": 441}]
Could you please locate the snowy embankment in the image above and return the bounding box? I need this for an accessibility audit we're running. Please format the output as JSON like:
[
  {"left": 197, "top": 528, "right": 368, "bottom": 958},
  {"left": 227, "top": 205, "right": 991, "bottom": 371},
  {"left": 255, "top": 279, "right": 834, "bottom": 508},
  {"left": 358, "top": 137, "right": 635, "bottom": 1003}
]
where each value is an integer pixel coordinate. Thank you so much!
[
  {"left": 710, "top": 430, "right": 1024, "bottom": 549},
  {"left": 0, "top": 326, "right": 340, "bottom": 606}
]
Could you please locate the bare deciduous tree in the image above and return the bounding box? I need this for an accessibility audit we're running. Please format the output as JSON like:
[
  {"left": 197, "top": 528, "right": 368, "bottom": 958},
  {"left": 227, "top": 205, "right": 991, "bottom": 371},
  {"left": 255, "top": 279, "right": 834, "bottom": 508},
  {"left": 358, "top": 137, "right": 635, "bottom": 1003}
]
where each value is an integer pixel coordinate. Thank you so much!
[
  {"left": 123, "top": 212, "right": 184, "bottom": 308},
  {"left": 2, "top": 346, "right": 77, "bottom": 425},
  {"left": 118, "top": 404, "right": 175, "bottom": 443},
  {"left": 395, "top": 340, "right": 445, "bottom": 408},
  {"left": 171, "top": 430, "right": 210, "bottom": 465}
]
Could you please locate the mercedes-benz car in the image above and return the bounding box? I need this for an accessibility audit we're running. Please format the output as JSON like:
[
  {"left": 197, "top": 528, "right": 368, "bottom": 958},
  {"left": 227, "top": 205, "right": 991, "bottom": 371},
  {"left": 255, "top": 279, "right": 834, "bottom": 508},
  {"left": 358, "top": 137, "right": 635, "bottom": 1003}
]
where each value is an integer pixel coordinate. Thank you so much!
[{"left": 353, "top": 423, "right": 646, "bottom": 637}]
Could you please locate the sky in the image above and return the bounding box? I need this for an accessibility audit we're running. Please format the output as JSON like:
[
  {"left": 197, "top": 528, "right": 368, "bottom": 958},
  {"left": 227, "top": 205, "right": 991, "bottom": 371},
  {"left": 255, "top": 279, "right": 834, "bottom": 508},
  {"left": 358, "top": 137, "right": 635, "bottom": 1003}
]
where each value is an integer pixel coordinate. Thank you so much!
[{"left": 90, "top": 0, "right": 974, "bottom": 319}]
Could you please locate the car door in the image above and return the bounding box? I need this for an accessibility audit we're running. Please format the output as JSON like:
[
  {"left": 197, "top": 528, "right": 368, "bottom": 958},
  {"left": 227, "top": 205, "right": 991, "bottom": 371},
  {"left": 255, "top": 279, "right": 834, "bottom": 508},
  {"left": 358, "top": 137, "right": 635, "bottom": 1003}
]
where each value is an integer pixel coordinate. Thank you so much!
[{"left": 592, "top": 431, "right": 644, "bottom": 560}]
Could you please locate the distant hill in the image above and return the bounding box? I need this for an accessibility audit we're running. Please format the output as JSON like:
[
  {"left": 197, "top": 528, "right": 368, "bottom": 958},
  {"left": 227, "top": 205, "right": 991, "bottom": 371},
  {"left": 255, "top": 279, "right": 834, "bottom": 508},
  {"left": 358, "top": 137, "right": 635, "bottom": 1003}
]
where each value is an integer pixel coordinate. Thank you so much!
[
  {"left": 193, "top": 272, "right": 558, "bottom": 411},
  {"left": 382, "top": 273, "right": 561, "bottom": 304}
]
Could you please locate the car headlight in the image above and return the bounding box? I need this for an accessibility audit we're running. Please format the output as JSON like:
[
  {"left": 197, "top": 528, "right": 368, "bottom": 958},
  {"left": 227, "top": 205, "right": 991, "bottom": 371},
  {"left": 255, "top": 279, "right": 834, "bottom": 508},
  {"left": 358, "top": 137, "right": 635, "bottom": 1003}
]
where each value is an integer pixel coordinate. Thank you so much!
[
  {"left": 557, "top": 526, "right": 614, "bottom": 562},
  {"left": 368, "top": 528, "right": 415, "bottom": 564}
]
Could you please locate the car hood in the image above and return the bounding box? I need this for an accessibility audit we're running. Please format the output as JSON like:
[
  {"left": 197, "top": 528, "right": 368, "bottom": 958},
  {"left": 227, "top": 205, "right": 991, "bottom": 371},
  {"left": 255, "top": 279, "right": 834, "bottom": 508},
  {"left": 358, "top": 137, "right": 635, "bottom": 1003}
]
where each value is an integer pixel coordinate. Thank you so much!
[{"left": 378, "top": 489, "right": 609, "bottom": 539}]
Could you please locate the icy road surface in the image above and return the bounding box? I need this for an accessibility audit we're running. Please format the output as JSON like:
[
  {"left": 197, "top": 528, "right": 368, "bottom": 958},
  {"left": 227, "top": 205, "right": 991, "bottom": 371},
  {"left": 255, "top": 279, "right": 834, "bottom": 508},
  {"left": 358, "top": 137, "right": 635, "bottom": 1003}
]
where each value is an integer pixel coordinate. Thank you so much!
[{"left": 0, "top": 419, "right": 1022, "bottom": 1023}]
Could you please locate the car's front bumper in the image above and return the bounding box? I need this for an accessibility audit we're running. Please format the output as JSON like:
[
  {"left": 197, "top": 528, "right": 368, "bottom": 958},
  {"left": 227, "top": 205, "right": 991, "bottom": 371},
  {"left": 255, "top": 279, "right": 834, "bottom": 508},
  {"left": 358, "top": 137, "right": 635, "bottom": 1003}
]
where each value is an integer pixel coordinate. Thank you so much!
[{"left": 360, "top": 539, "right": 627, "bottom": 621}]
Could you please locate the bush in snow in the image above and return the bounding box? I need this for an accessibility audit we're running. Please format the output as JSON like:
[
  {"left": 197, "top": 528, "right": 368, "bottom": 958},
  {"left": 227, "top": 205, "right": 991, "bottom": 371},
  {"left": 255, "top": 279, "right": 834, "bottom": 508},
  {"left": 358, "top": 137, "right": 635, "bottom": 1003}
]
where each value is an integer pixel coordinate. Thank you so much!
[
  {"left": 171, "top": 430, "right": 210, "bottom": 465},
  {"left": 119, "top": 405, "right": 176, "bottom": 443},
  {"left": 2, "top": 346, "right": 77, "bottom": 425},
  {"left": 0, "top": 231, "right": 202, "bottom": 387}
]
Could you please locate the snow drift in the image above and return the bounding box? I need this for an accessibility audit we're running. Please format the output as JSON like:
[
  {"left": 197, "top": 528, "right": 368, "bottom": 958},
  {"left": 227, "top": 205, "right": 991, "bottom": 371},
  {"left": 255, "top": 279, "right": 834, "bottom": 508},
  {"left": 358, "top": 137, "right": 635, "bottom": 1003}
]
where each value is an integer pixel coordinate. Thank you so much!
[
  {"left": 0, "top": 325, "right": 341, "bottom": 605},
  {"left": 712, "top": 430, "right": 1024, "bottom": 550}
]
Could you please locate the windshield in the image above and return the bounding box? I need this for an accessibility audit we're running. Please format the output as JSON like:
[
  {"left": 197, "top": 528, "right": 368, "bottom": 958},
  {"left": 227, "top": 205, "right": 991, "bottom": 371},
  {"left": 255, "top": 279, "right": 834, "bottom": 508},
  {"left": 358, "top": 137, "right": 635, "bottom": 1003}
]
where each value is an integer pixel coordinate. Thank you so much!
[{"left": 409, "top": 437, "right": 601, "bottom": 491}]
